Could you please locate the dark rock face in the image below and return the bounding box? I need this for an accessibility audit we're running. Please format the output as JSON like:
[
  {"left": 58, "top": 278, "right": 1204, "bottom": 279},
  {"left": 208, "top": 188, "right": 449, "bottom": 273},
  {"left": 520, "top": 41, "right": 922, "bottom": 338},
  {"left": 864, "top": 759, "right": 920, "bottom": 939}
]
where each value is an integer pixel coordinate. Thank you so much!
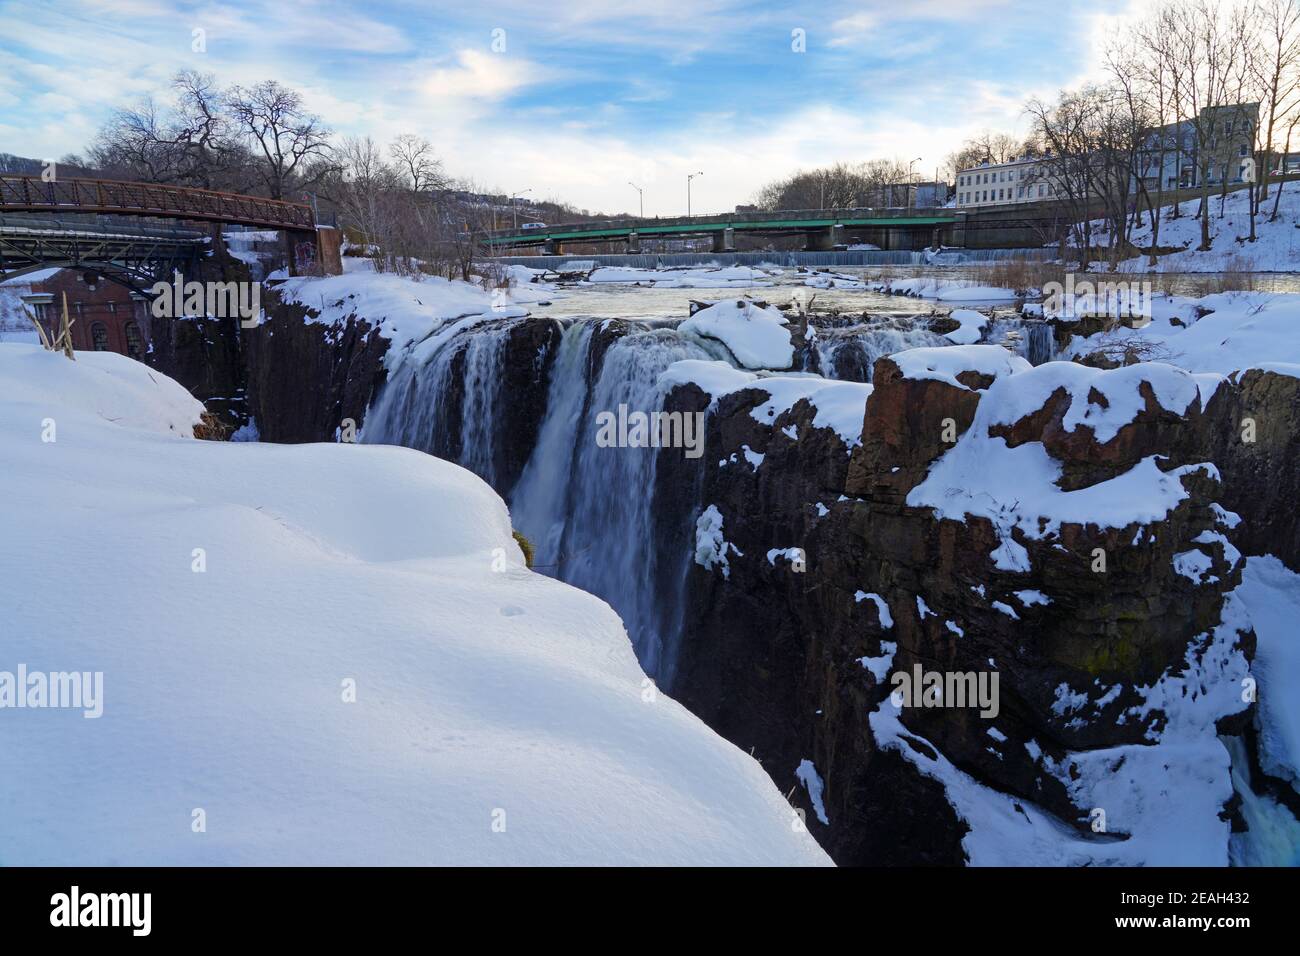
[
  {"left": 670, "top": 350, "right": 1256, "bottom": 865},
  {"left": 1202, "top": 369, "right": 1300, "bottom": 570},
  {"left": 242, "top": 292, "right": 390, "bottom": 444},
  {"left": 145, "top": 229, "right": 253, "bottom": 428}
]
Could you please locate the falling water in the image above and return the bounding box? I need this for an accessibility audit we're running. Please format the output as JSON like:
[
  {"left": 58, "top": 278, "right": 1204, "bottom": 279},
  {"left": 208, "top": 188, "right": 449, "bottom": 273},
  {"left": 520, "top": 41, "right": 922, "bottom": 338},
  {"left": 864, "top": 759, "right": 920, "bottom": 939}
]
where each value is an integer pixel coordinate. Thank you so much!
[
  {"left": 510, "top": 322, "right": 595, "bottom": 565},
  {"left": 537, "top": 327, "right": 712, "bottom": 683},
  {"left": 361, "top": 305, "right": 1055, "bottom": 685}
]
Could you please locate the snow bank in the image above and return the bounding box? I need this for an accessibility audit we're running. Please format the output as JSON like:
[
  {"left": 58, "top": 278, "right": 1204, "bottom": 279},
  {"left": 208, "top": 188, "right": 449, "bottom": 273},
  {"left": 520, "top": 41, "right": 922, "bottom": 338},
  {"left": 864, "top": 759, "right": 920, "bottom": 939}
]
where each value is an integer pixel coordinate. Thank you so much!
[
  {"left": 1065, "top": 290, "right": 1300, "bottom": 382},
  {"left": 585, "top": 265, "right": 773, "bottom": 288},
  {"left": 872, "top": 276, "right": 1020, "bottom": 302},
  {"left": 890, "top": 344, "right": 1032, "bottom": 390},
  {"left": 276, "top": 272, "right": 528, "bottom": 367},
  {"left": 1234, "top": 556, "right": 1300, "bottom": 794},
  {"left": 944, "top": 309, "right": 989, "bottom": 345},
  {"left": 1102, "top": 182, "right": 1300, "bottom": 272},
  {"left": 678, "top": 299, "right": 795, "bottom": 370},
  {"left": 0, "top": 344, "right": 830, "bottom": 866},
  {"left": 660, "top": 359, "right": 873, "bottom": 449}
]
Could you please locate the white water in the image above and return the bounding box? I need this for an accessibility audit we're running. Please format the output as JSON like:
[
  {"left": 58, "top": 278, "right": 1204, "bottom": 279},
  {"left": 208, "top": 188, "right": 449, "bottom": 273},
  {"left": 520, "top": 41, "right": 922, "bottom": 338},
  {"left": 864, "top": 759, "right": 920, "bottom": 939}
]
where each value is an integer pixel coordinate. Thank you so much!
[
  {"left": 1225, "top": 735, "right": 1300, "bottom": 866},
  {"left": 536, "top": 327, "right": 712, "bottom": 684},
  {"left": 362, "top": 300, "right": 1051, "bottom": 684},
  {"left": 510, "top": 322, "right": 595, "bottom": 566}
]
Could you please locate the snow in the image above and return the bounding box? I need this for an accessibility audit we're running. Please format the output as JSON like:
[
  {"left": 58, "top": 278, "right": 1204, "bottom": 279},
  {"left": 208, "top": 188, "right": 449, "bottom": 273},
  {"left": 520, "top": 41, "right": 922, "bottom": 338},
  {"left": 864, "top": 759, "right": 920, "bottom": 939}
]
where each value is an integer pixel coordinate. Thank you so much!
[
  {"left": 660, "top": 360, "right": 873, "bottom": 450},
  {"left": 795, "top": 759, "right": 830, "bottom": 825},
  {"left": 854, "top": 591, "right": 894, "bottom": 629},
  {"left": 1233, "top": 556, "right": 1300, "bottom": 795},
  {"left": 694, "top": 504, "right": 741, "bottom": 580},
  {"left": 1064, "top": 290, "right": 1300, "bottom": 382},
  {"left": 678, "top": 299, "right": 794, "bottom": 370},
  {"left": 275, "top": 272, "right": 528, "bottom": 368},
  {"left": 870, "top": 594, "right": 1253, "bottom": 865},
  {"left": 871, "top": 276, "right": 1020, "bottom": 302},
  {"left": 1013, "top": 590, "right": 1051, "bottom": 607},
  {"left": 1100, "top": 180, "right": 1300, "bottom": 272},
  {"left": 978, "top": 360, "right": 1200, "bottom": 444},
  {"left": 890, "top": 344, "right": 1032, "bottom": 390},
  {"left": 585, "top": 265, "right": 773, "bottom": 288},
  {"left": 0, "top": 344, "right": 829, "bottom": 866},
  {"left": 944, "top": 309, "right": 989, "bottom": 345},
  {"left": 908, "top": 361, "right": 1219, "bottom": 571}
]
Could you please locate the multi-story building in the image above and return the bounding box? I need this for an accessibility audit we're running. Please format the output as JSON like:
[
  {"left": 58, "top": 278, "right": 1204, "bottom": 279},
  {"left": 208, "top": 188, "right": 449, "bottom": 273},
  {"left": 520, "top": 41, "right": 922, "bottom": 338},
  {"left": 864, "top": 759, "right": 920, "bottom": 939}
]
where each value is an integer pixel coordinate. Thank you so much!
[
  {"left": 1135, "top": 103, "right": 1259, "bottom": 191},
  {"left": 1, "top": 268, "right": 152, "bottom": 357},
  {"left": 954, "top": 156, "right": 1059, "bottom": 207}
]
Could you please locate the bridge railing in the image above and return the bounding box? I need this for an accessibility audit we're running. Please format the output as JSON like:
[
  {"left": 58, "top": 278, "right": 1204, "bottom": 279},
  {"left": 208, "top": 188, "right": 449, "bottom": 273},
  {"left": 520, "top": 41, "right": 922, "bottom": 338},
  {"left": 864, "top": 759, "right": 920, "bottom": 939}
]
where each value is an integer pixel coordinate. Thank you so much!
[
  {"left": 486, "top": 205, "right": 961, "bottom": 239},
  {"left": 0, "top": 175, "right": 315, "bottom": 230}
]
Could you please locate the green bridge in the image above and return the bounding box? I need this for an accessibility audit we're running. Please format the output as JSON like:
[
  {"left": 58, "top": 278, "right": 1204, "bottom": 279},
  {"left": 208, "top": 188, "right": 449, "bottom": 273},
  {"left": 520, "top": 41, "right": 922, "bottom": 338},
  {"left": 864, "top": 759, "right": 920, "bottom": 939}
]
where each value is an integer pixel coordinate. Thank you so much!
[{"left": 485, "top": 208, "right": 968, "bottom": 253}]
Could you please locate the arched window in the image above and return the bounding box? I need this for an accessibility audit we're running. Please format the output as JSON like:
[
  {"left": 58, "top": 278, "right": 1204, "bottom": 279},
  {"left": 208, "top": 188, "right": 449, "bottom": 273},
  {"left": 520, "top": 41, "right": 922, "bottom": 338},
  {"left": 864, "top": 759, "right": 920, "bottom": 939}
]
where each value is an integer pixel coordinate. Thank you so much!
[
  {"left": 124, "top": 321, "right": 144, "bottom": 359},
  {"left": 91, "top": 322, "right": 110, "bottom": 351}
]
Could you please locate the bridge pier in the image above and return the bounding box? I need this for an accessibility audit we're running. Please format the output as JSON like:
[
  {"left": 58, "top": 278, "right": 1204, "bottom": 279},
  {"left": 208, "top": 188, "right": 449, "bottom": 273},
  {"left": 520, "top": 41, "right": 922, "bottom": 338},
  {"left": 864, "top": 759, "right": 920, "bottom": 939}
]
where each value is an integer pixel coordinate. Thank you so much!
[
  {"left": 284, "top": 225, "right": 344, "bottom": 276},
  {"left": 711, "top": 227, "right": 735, "bottom": 253},
  {"left": 627, "top": 232, "right": 640, "bottom": 253},
  {"left": 543, "top": 239, "right": 563, "bottom": 255},
  {"left": 804, "top": 224, "right": 843, "bottom": 251}
]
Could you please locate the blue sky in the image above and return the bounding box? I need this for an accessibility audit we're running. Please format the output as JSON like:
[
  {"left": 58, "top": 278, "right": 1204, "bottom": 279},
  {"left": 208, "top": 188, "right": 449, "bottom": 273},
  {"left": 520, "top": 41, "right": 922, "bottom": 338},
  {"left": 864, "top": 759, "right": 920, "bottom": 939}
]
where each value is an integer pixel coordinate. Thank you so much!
[{"left": 0, "top": 0, "right": 1140, "bottom": 215}]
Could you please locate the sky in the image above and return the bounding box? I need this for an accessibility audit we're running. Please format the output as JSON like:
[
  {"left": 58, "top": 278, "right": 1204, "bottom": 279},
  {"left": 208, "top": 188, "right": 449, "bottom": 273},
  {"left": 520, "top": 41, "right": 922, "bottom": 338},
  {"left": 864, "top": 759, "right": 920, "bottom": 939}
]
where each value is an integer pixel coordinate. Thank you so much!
[{"left": 0, "top": 0, "right": 1147, "bottom": 216}]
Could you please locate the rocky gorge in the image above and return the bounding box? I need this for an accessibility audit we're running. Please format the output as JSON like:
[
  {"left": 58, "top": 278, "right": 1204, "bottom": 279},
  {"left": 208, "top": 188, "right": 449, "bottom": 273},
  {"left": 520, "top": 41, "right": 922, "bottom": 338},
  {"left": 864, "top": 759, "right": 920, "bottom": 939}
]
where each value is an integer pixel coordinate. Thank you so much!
[{"left": 146, "top": 265, "right": 1300, "bottom": 866}]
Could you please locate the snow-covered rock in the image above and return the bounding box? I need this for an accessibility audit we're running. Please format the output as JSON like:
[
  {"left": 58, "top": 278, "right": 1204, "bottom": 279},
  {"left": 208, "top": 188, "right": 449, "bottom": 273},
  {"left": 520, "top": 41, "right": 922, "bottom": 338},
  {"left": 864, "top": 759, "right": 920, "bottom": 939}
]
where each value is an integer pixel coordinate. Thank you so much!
[{"left": 678, "top": 299, "right": 795, "bottom": 370}]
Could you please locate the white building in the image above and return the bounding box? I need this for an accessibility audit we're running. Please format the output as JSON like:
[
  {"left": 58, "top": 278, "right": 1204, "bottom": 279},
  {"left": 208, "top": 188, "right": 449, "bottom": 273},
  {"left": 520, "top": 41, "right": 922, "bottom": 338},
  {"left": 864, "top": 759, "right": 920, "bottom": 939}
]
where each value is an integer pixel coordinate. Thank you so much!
[{"left": 954, "top": 156, "right": 1058, "bottom": 207}]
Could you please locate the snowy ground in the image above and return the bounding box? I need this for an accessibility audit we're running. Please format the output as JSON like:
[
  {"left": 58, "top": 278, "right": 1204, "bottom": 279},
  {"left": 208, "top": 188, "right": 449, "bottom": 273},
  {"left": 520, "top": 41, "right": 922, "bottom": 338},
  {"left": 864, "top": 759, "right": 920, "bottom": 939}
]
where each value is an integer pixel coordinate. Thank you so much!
[
  {"left": 1061, "top": 289, "right": 1300, "bottom": 380},
  {"left": 1099, "top": 180, "right": 1300, "bottom": 273},
  {"left": 0, "top": 343, "right": 831, "bottom": 866}
]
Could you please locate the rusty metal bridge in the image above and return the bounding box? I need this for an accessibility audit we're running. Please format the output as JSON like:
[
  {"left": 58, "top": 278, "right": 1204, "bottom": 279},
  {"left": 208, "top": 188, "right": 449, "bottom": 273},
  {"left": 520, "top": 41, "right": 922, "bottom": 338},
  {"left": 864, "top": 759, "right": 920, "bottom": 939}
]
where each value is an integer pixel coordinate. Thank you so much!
[
  {"left": 0, "top": 175, "right": 315, "bottom": 230},
  {"left": 0, "top": 175, "right": 320, "bottom": 292}
]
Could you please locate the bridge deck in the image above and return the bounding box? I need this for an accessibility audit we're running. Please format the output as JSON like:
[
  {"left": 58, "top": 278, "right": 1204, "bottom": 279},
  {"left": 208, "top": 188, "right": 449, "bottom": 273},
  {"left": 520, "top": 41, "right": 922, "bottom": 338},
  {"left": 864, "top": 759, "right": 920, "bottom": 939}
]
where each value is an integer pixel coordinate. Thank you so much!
[
  {"left": 485, "top": 210, "right": 960, "bottom": 245},
  {"left": 0, "top": 175, "right": 315, "bottom": 231}
]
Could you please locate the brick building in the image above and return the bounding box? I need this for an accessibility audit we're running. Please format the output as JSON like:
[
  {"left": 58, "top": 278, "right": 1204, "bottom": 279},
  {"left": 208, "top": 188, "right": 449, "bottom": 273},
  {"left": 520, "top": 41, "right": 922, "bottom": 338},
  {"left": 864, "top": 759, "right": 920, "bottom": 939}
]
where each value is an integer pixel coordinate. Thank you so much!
[{"left": 15, "top": 268, "right": 151, "bottom": 358}]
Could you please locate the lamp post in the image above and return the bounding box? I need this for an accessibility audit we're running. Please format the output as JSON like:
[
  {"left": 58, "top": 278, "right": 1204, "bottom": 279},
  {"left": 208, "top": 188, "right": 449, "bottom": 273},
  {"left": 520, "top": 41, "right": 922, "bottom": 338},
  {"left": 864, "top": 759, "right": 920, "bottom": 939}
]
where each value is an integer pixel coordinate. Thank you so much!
[
  {"left": 687, "top": 171, "right": 703, "bottom": 217},
  {"left": 628, "top": 181, "right": 644, "bottom": 218},
  {"left": 511, "top": 188, "right": 531, "bottom": 230}
]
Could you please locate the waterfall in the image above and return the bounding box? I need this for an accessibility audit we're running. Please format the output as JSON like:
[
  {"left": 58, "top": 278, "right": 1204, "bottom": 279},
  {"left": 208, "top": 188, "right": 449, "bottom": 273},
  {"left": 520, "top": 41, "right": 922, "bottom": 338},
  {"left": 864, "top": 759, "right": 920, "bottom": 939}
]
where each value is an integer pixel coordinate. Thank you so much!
[
  {"left": 536, "top": 327, "right": 712, "bottom": 684},
  {"left": 363, "top": 307, "right": 1055, "bottom": 686},
  {"left": 510, "top": 322, "right": 594, "bottom": 565},
  {"left": 457, "top": 324, "right": 513, "bottom": 487},
  {"left": 362, "top": 317, "right": 517, "bottom": 486},
  {"left": 811, "top": 323, "right": 946, "bottom": 381},
  {"left": 1224, "top": 734, "right": 1300, "bottom": 866}
]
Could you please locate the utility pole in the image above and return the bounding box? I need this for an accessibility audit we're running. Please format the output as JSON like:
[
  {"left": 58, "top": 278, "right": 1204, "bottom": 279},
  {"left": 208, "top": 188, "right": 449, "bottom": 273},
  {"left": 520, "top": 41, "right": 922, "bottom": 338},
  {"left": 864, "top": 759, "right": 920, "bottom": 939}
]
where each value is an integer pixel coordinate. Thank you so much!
[
  {"left": 908, "top": 158, "right": 921, "bottom": 210},
  {"left": 687, "top": 171, "right": 703, "bottom": 217},
  {"left": 511, "top": 188, "right": 531, "bottom": 230},
  {"left": 628, "top": 181, "right": 644, "bottom": 218}
]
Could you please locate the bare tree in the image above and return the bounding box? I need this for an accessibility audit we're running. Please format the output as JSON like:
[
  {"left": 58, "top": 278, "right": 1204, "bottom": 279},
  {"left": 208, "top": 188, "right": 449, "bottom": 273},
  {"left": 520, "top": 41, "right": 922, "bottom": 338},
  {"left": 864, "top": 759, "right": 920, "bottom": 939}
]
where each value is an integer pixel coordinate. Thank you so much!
[{"left": 226, "top": 80, "right": 335, "bottom": 200}]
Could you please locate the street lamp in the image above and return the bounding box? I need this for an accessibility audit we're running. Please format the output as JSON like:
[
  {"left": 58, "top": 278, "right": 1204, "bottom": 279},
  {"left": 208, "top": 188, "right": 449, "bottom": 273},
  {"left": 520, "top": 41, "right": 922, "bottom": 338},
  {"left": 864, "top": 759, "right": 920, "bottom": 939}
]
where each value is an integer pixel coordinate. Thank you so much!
[
  {"left": 511, "top": 188, "right": 531, "bottom": 230},
  {"left": 687, "top": 171, "right": 703, "bottom": 218},
  {"left": 628, "top": 181, "right": 644, "bottom": 218}
]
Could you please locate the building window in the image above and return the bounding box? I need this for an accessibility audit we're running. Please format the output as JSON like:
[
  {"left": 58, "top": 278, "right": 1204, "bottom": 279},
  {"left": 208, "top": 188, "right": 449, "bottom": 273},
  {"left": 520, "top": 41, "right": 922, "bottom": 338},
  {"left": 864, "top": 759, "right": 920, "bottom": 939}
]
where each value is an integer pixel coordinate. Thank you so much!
[
  {"left": 124, "top": 321, "right": 144, "bottom": 359},
  {"left": 91, "top": 322, "right": 110, "bottom": 351}
]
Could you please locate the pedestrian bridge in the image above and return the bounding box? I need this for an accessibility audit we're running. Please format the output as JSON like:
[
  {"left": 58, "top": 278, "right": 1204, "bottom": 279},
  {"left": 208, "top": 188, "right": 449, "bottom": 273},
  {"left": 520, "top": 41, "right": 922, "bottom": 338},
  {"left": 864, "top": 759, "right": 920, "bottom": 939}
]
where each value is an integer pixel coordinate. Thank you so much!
[{"left": 0, "top": 175, "right": 337, "bottom": 290}]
